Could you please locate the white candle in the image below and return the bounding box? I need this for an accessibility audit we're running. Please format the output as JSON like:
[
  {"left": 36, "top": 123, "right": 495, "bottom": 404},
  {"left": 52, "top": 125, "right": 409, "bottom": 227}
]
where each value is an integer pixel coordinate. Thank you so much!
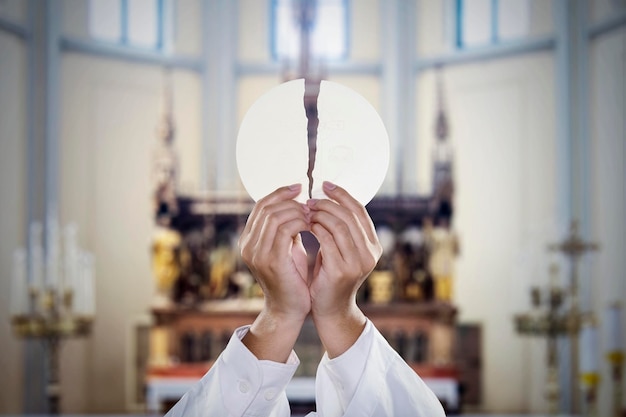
[
  {"left": 63, "top": 223, "right": 79, "bottom": 307},
  {"left": 45, "top": 213, "right": 60, "bottom": 287},
  {"left": 605, "top": 302, "right": 623, "bottom": 353},
  {"left": 11, "top": 248, "right": 27, "bottom": 315},
  {"left": 83, "top": 252, "right": 95, "bottom": 316},
  {"left": 29, "top": 222, "right": 44, "bottom": 292},
  {"left": 75, "top": 251, "right": 86, "bottom": 315},
  {"left": 579, "top": 321, "right": 599, "bottom": 373}
]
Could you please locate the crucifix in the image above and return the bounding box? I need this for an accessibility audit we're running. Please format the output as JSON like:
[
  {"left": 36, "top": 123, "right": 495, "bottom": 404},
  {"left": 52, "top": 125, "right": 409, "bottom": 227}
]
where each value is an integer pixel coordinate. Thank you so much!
[
  {"left": 548, "top": 219, "right": 599, "bottom": 413},
  {"left": 285, "top": 0, "right": 323, "bottom": 199}
]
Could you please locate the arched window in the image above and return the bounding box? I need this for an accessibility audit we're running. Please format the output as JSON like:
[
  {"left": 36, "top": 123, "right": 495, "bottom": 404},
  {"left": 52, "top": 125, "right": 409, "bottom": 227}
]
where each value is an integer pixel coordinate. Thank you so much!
[
  {"left": 271, "top": 0, "right": 349, "bottom": 61},
  {"left": 89, "top": 0, "right": 174, "bottom": 51},
  {"left": 455, "top": 0, "right": 530, "bottom": 48}
]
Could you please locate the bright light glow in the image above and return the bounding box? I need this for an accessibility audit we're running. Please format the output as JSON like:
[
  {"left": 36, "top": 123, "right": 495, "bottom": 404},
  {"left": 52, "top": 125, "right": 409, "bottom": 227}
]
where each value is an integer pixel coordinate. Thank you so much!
[
  {"left": 498, "top": 0, "right": 530, "bottom": 41},
  {"left": 89, "top": 0, "right": 122, "bottom": 42},
  {"left": 274, "top": 0, "right": 347, "bottom": 61},
  {"left": 128, "top": 0, "right": 159, "bottom": 48},
  {"left": 461, "top": 0, "right": 492, "bottom": 47}
]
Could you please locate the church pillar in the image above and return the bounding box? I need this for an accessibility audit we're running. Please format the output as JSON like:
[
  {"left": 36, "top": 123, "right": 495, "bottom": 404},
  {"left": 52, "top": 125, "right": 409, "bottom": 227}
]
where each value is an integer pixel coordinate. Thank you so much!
[
  {"left": 23, "top": 0, "right": 62, "bottom": 412},
  {"left": 202, "top": 0, "right": 237, "bottom": 192},
  {"left": 554, "top": 0, "right": 593, "bottom": 413},
  {"left": 380, "top": 0, "right": 416, "bottom": 195}
]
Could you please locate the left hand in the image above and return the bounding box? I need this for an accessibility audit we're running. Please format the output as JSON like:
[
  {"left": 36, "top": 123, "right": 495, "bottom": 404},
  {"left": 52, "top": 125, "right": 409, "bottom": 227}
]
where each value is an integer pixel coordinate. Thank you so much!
[{"left": 307, "top": 181, "right": 383, "bottom": 356}]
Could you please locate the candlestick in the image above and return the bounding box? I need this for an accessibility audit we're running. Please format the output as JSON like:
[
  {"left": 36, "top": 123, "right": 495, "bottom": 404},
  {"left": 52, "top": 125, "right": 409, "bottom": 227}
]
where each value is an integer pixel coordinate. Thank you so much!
[
  {"left": 11, "top": 219, "right": 94, "bottom": 414},
  {"left": 605, "top": 302, "right": 623, "bottom": 417},
  {"left": 606, "top": 302, "right": 623, "bottom": 352},
  {"left": 579, "top": 315, "right": 600, "bottom": 417},
  {"left": 580, "top": 316, "right": 599, "bottom": 375}
]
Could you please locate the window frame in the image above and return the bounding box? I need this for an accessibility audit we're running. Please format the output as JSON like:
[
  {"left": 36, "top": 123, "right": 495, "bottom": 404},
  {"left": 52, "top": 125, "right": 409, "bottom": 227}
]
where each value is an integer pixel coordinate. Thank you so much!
[
  {"left": 270, "top": 0, "right": 350, "bottom": 63},
  {"left": 88, "top": 0, "right": 172, "bottom": 52}
]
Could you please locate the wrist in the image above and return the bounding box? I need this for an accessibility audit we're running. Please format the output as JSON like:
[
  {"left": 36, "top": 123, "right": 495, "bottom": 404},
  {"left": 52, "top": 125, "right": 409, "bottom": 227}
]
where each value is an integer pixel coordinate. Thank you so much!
[
  {"left": 312, "top": 302, "right": 366, "bottom": 359},
  {"left": 242, "top": 308, "right": 306, "bottom": 363}
]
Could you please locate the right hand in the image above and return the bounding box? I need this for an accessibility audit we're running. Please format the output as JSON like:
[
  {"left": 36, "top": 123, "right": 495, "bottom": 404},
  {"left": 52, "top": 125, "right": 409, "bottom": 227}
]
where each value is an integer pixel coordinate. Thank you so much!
[{"left": 238, "top": 184, "right": 312, "bottom": 321}]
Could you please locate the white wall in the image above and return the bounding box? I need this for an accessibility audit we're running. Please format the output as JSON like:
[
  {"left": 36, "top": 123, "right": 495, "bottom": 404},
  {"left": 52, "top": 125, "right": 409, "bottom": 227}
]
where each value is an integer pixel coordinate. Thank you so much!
[
  {"left": 58, "top": 53, "right": 202, "bottom": 412},
  {"left": 590, "top": 26, "right": 626, "bottom": 417},
  {"left": 0, "top": 31, "right": 27, "bottom": 413},
  {"left": 417, "top": 53, "right": 558, "bottom": 413}
]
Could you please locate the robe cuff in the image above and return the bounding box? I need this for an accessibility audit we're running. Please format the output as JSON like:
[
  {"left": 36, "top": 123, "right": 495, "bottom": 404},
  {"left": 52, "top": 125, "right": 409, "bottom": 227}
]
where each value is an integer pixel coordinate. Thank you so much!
[
  {"left": 318, "top": 319, "right": 373, "bottom": 411},
  {"left": 219, "top": 325, "right": 300, "bottom": 417}
]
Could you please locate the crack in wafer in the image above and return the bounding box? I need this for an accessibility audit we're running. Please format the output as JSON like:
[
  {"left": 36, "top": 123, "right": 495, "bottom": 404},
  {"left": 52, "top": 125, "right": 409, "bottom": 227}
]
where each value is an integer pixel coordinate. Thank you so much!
[{"left": 304, "top": 79, "right": 320, "bottom": 199}]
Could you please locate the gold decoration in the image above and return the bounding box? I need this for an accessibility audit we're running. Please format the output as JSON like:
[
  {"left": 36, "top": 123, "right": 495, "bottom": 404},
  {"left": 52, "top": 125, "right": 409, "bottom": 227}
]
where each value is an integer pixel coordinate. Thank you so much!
[{"left": 151, "top": 228, "right": 182, "bottom": 302}]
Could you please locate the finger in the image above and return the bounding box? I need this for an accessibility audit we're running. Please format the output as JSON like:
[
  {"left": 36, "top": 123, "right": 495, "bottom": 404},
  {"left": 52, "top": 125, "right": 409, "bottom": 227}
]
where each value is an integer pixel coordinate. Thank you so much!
[
  {"left": 309, "top": 209, "right": 359, "bottom": 264},
  {"left": 242, "top": 201, "right": 308, "bottom": 263},
  {"left": 242, "top": 184, "right": 303, "bottom": 238},
  {"left": 310, "top": 222, "right": 344, "bottom": 267},
  {"left": 319, "top": 181, "right": 378, "bottom": 243},
  {"left": 308, "top": 197, "right": 370, "bottom": 258},
  {"left": 243, "top": 197, "right": 308, "bottom": 254},
  {"left": 255, "top": 207, "right": 310, "bottom": 261},
  {"left": 269, "top": 218, "right": 310, "bottom": 266}
]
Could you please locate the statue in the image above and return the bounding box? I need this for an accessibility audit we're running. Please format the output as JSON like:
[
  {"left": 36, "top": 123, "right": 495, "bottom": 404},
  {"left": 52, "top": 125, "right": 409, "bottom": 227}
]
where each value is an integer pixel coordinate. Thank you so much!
[
  {"left": 151, "top": 227, "right": 182, "bottom": 307},
  {"left": 428, "top": 219, "right": 459, "bottom": 302}
]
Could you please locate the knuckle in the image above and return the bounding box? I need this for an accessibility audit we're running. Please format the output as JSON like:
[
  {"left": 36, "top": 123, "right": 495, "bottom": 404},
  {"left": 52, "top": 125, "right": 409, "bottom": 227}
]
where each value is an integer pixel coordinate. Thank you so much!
[{"left": 336, "top": 222, "right": 350, "bottom": 235}]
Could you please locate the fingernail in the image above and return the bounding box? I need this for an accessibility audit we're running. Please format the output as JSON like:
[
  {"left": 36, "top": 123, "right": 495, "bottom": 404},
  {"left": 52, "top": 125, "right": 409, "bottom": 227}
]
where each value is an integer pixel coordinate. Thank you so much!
[
  {"left": 288, "top": 183, "right": 301, "bottom": 191},
  {"left": 307, "top": 199, "right": 319, "bottom": 207},
  {"left": 323, "top": 181, "right": 336, "bottom": 191}
]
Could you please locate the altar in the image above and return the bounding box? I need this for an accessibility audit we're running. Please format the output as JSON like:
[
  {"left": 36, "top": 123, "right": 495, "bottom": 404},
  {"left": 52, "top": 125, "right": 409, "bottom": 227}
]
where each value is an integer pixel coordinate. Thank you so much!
[{"left": 144, "top": 300, "right": 462, "bottom": 414}]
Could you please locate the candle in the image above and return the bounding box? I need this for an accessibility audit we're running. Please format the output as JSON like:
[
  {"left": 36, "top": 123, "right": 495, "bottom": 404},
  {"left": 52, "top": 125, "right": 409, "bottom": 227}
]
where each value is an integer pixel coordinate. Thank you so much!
[
  {"left": 45, "top": 213, "right": 60, "bottom": 287},
  {"left": 76, "top": 251, "right": 96, "bottom": 316},
  {"left": 11, "top": 248, "right": 27, "bottom": 315},
  {"left": 605, "top": 302, "right": 623, "bottom": 353},
  {"left": 579, "top": 319, "right": 599, "bottom": 374},
  {"left": 29, "top": 222, "right": 44, "bottom": 292},
  {"left": 83, "top": 252, "right": 95, "bottom": 316},
  {"left": 63, "top": 223, "right": 79, "bottom": 308}
]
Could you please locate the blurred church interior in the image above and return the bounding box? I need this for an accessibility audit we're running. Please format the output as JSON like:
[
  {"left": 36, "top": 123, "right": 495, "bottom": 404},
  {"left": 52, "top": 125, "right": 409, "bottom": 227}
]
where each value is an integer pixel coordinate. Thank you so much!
[{"left": 0, "top": 0, "right": 625, "bottom": 415}]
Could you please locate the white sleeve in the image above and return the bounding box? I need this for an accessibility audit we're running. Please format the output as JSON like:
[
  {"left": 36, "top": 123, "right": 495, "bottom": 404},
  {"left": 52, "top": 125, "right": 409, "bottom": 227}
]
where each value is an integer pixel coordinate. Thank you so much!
[
  {"left": 312, "top": 319, "right": 446, "bottom": 417},
  {"left": 165, "top": 325, "right": 300, "bottom": 417}
]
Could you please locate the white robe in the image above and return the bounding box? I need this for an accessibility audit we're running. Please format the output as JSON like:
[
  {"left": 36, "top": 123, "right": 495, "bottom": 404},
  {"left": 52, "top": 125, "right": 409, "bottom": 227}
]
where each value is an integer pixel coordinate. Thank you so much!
[{"left": 165, "top": 319, "right": 446, "bottom": 417}]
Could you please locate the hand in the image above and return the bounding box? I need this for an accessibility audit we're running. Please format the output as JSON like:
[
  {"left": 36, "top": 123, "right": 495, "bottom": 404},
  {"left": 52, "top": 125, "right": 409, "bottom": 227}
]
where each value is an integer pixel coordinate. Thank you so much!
[
  {"left": 239, "top": 184, "right": 311, "bottom": 361},
  {"left": 307, "top": 181, "right": 383, "bottom": 357}
]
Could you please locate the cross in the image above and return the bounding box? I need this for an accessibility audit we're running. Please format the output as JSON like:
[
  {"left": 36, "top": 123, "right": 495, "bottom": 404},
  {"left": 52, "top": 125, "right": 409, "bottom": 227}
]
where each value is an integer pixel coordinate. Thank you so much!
[
  {"left": 547, "top": 219, "right": 599, "bottom": 414},
  {"left": 549, "top": 220, "right": 599, "bottom": 260}
]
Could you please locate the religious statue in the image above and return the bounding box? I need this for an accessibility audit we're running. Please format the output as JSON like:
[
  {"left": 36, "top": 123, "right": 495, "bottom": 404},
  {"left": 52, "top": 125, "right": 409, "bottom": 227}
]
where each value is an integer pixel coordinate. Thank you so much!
[
  {"left": 206, "top": 245, "right": 237, "bottom": 299},
  {"left": 427, "top": 219, "right": 459, "bottom": 302},
  {"left": 151, "top": 227, "right": 182, "bottom": 307}
]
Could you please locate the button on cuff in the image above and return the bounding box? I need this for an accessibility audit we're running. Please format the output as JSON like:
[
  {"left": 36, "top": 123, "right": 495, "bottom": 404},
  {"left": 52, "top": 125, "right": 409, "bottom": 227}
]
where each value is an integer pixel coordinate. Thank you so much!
[
  {"left": 264, "top": 388, "right": 277, "bottom": 401},
  {"left": 238, "top": 380, "right": 251, "bottom": 394}
]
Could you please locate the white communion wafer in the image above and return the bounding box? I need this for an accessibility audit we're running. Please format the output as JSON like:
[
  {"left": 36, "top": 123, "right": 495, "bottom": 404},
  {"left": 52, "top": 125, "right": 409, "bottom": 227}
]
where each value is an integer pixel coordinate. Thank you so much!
[{"left": 236, "top": 78, "right": 389, "bottom": 205}]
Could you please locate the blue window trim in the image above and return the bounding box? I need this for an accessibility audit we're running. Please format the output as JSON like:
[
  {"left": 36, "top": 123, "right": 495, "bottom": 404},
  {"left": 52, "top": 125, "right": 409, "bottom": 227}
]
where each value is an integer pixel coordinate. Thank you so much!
[
  {"left": 156, "top": 0, "right": 164, "bottom": 51},
  {"left": 270, "top": 0, "right": 350, "bottom": 62},
  {"left": 88, "top": 0, "right": 169, "bottom": 52},
  {"left": 121, "top": 0, "right": 129, "bottom": 45},
  {"left": 491, "top": 0, "right": 498, "bottom": 44},
  {"left": 456, "top": 0, "right": 501, "bottom": 49},
  {"left": 455, "top": 0, "right": 463, "bottom": 48},
  {"left": 269, "top": 0, "right": 278, "bottom": 61}
]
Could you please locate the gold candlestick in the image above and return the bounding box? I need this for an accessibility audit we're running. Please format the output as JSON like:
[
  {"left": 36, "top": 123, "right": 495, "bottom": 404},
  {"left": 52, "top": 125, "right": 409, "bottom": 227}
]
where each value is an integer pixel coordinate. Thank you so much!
[
  {"left": 548, "top": 220, "right": 599, "bottom": 413},
  {"left": 514, "top": 264, "right": 570, "bottom": 415},
  {"left": 12, "top": 288, "right": 93, "bottom": 414},
  {"left": 579, "top": 372, "right": 600, "bottom": 417},
  {"left": 11, "top": 221, "right": 95, "bottom": 414},
  {"left": 607, "top": 351, "right": 624, "bottom": 417}
]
